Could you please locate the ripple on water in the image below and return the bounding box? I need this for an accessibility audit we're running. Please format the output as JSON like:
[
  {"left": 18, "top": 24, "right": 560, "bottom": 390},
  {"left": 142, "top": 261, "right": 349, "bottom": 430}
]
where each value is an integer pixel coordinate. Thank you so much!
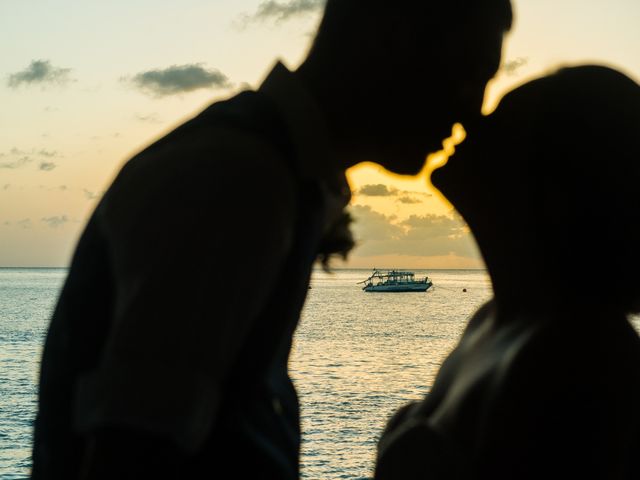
[{"left": 2, "top": 268, "right": 490, "bottom": 479}]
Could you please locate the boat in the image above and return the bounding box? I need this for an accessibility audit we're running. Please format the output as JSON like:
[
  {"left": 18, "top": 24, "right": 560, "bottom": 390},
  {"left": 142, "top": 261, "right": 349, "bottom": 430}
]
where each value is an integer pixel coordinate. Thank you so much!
[{"left": 358, "top": 269, "right": 433, "bottom": 292}]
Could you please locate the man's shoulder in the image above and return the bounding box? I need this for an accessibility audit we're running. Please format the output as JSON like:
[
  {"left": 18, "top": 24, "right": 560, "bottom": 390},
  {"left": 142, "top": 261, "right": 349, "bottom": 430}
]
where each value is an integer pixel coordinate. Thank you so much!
[
  {"left": 123, "top": 94, "right": 293, "bottom": 184},
  {"left": 97, "top": 94, "right": 298, "bottom": 234}
]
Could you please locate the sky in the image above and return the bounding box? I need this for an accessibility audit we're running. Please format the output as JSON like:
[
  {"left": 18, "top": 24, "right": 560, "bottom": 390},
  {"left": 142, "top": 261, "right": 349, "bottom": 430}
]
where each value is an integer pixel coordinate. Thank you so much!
[{"left": 1, "top": 0, "right": 639, "bottom": 268}]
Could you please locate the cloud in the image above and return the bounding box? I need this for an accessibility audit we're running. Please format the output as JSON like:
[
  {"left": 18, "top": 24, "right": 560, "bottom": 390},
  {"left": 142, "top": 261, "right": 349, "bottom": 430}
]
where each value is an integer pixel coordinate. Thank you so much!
[
  {"left": 39, "top": 162, "right": 57, "bottom": 171},
  {"left": 126, "top": 64, "right": 232, "bottom": 97},
  {"left": 349, "top": 206, "right": 479, "bottom": 258},
  {"left": 399, "top": 214, "right": 478, "bottom": 257},
  {"left": 134, "top": 113, "right": 163, "bottom": 124},
  {"left": 397, "top": 195, "right": 421, "bottom": 204},
  {"left": 83, "top": 189, "right": 101, "bottom": 200},
  {"left": 349, "top": 205, "right": 405, "bottom": 255},
  {"left": 41, "top": 215, "right": 69, "bottom": 228},
  {"left": 357, "top": 184, "right": 400, "bottom": 197},
  {"left": 10, "top": 219, "right": 33, "bottom": 229},
  {"left": 38, "top": 149, "right": 58, "bottom": 157},
  {"left": 241, "top": 0, "right": 325, "bottom": 23},
  {"left": 401, "top": 214, "right": 466, "bottom": 238},
  {"left": 8, "top": 60, "right": 73, "bottom": 88},
  {"left": 0, "top": 156, "right": 32, "bottom": 169},
  {"left": 355, "top": 184, "right": 433, "bottom": 202},
  {"left": 0, "top": 148, "right": 59, "bottom": 170},
  {"left": 503, "top": 57, "right": 529, "bottom": 76}
]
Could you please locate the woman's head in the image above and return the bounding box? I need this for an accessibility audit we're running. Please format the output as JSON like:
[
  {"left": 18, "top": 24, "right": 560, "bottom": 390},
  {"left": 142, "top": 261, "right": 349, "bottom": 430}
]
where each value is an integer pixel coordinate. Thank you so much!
[{"left": 433, "top": 65, "right": 640, "bottom": 312}]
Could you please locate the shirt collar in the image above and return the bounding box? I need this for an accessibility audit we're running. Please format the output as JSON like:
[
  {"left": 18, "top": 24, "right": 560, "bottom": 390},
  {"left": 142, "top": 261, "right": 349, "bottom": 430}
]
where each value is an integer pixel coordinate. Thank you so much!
[{"left": 258, "top": 61, "right": 350, "bottom": 201}]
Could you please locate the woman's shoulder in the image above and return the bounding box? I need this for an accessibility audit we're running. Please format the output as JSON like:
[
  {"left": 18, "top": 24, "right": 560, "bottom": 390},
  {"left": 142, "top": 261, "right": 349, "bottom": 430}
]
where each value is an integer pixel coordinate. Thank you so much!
[
  {"left": 502, "top": 311, "right": 640, "bottom": 379},
  {"left": 471, "top": 312, "right": 640, "bottom": 476},
  {"left": 430, "top": 308, "right": 640, "bottom": 439}
]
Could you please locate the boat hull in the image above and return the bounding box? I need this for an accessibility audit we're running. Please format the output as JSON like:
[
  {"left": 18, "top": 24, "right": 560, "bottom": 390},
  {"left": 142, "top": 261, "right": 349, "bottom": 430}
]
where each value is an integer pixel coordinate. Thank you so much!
[{"left": 363, "top": 282, "right": 432, "bottom": 293}]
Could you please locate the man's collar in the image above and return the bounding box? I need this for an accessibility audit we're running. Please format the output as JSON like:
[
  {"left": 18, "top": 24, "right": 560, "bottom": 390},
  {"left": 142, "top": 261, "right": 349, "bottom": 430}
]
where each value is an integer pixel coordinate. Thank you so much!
[
  {"left": 259, "top": 61, "right": 351, "bottom": 239},
  {"left": 258, "top": 61, "right": 344, "bottom": 188}
]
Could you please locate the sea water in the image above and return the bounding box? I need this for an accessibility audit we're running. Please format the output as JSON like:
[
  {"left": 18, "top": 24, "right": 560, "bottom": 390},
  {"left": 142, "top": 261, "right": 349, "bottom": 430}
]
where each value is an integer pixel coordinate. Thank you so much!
[
  {"left": 291, "top": 269, "right": 492, "bottom": 479},
  {"left": 2, "top": 268, "right": 631, "bottom": 479},
  {"left": 0, "top": 269, "right": 64, "bottom": 479}
]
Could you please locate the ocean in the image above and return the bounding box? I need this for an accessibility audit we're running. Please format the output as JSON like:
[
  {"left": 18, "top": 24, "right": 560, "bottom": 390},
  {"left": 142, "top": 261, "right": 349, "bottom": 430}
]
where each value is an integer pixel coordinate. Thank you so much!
[{"left": 0, "top": 267, "right": 497, "bottom": 478}]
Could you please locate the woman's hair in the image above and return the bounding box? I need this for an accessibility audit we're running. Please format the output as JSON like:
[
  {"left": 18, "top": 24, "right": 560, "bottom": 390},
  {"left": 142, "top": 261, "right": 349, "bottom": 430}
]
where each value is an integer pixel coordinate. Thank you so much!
[{"left": 484, "top": 65, "right": 640, "bottom": 311}]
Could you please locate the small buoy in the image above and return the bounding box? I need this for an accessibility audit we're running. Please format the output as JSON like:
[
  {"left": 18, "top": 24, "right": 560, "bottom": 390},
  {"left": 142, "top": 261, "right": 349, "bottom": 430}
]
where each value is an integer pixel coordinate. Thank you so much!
[{"left": 462, "top": 288, "right": 467, "bottom": 292}]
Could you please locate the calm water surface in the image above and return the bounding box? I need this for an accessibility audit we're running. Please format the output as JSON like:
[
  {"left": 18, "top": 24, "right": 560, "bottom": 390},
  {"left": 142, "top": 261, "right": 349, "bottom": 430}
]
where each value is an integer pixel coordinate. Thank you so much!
[
  {"left": 0, "top": 269, "right": 64, "bottom": 479},
  {"left": 3, "top": 268, "right": 634, "bottom": 478},
  {"left": 291, "top": 269, "right": 491, "bottom": 478}
]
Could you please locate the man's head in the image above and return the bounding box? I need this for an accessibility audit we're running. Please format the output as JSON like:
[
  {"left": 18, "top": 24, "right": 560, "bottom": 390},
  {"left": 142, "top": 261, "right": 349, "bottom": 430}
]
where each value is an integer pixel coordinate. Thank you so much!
[{"left": 298, "top": 0, "right": 513, "bottom": 175}]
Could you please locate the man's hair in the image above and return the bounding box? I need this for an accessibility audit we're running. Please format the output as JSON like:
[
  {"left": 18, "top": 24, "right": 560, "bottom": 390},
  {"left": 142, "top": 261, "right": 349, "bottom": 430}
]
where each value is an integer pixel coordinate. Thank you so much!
[{"left": 312, "top": 0, "right": 513, "bottom": 52}]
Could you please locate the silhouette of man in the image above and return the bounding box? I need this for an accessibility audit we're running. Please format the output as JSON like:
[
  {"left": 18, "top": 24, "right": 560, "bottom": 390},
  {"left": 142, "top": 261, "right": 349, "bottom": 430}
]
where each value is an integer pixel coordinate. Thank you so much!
[
  {"left": 32, "top": 1, "right": 512, "bottom": 478},
  {"left": 376, "top": 66, "right": 640, "bottom": 479}
]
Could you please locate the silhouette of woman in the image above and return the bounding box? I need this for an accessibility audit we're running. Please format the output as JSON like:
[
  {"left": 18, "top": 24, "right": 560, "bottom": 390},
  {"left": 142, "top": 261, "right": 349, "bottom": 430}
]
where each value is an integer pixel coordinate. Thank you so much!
[{"left": 375, "top": 65, "right": 640, "bottom": 479}]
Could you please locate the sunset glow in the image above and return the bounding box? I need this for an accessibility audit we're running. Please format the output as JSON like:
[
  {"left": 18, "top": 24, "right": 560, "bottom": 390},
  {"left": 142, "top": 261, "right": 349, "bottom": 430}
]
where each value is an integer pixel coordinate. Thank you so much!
[{"left": 1, "top": 0, "right": 639, "bottom": 267}]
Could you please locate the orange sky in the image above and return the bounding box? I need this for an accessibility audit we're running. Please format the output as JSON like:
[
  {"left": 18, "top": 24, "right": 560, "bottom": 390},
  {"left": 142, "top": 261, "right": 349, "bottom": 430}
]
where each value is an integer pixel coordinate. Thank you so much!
[{"left": 1, "top": 0, "right": 639, "bottom": 267}]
